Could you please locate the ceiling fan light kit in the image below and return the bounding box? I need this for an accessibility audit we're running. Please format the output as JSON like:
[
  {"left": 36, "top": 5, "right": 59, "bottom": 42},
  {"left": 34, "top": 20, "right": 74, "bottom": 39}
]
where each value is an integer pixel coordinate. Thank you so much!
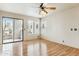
[
  {"left": 39, "top": 3, "right": 56, "bottom": 16},
  {"left": 40, "top": 11, "right": 48, "bottom": 16}
]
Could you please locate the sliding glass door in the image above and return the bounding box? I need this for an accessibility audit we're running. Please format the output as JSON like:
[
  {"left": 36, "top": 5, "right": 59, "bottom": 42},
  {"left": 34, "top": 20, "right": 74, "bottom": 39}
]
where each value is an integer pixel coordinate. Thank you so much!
[
  {"left": 3, "top": 18, "right": 13, "bottom": 43},
  {"left": 14, "top": 19, "right": 23, "bottom": 41},
  {"left": 2, "top": 17, "right": 23, "bottom": 44}
]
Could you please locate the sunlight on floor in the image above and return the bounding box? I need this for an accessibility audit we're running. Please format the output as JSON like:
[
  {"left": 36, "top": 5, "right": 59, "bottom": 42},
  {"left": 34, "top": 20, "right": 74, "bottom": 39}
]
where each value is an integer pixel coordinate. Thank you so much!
[{"left": 0, "top": 40, "right": 48, "bottom": 56}]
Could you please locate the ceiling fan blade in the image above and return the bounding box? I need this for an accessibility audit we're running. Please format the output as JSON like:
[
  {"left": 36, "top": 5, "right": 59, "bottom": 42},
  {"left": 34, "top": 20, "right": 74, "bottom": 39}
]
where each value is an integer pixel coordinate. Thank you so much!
[
  {"left": 40, "top": 3, "right": 44, "bottom": 7},
  {"left": 42, "top": 9, "right": 48, "bottom": 14},
  {"left": 44, "top": 7, "right": 56, "bottom": 10}
]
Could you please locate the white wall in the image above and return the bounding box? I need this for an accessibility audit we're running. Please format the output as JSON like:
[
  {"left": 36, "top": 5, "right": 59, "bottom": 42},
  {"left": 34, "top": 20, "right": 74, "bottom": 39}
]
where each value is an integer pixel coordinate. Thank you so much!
[
  {"left": 0, "top": 15, "right": 2, "bottom": 44},
  {"left": 0, "top": 10, "right": 39, "bottom": 44},
  {"left": 42, "top": 7, "right": 79, "bottom": 48}
]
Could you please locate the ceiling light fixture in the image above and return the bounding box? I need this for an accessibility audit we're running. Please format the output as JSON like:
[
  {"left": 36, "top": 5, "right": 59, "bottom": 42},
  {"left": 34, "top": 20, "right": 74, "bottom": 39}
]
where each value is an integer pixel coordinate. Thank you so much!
[{"left": 40, "top": 11, "right": 47, "bottom": 16}]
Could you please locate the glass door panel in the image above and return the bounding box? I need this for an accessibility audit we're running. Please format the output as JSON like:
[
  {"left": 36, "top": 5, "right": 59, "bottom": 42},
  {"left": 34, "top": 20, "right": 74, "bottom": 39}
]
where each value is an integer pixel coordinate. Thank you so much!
[
  {"left": 14, "top": 19, "right": 23, "bottom": 41},
  {"left": 3, "top": 18, "right": 13, "bottom": 43}
]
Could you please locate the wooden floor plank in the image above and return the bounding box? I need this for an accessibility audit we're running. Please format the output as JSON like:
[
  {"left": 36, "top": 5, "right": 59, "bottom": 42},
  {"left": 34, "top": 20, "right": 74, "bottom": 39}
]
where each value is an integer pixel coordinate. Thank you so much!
[{"left": 0, "top": 39, "right": 79, "bottom": 56}]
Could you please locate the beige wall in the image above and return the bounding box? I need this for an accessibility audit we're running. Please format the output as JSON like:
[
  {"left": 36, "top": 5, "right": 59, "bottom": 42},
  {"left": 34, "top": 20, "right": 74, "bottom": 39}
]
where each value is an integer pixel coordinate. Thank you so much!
[
  {"left": 42, "top": 7, "right": 79, "bottom": 48},
  {"left": 0, "top": 10, "right": 39, "bottom": 44}
]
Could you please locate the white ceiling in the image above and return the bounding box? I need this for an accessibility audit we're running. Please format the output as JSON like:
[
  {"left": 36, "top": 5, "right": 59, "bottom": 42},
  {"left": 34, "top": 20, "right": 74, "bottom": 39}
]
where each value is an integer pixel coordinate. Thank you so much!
[{"left": 0, "top": 3, "right": 79, "bottom": 18}]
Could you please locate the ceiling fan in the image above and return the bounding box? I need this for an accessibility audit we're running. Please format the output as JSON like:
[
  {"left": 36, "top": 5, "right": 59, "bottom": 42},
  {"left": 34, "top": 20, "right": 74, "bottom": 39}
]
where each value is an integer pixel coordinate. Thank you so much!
[{"left": 39, "top": 3, "right": 56, "bottom": 15}]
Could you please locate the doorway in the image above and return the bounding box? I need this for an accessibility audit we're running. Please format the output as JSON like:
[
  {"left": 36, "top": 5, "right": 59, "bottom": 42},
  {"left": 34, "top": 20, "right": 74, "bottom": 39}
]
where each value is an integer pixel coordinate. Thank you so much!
[{"left": 2, "top": 17, "right": 24, "bottom": 44}]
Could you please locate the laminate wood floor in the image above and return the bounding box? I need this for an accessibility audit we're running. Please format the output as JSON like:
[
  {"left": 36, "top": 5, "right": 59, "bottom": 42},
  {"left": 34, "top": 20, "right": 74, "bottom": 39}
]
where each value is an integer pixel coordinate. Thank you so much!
[{"left": 0, "top": 39, "right": 79, "bottom": 56}]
